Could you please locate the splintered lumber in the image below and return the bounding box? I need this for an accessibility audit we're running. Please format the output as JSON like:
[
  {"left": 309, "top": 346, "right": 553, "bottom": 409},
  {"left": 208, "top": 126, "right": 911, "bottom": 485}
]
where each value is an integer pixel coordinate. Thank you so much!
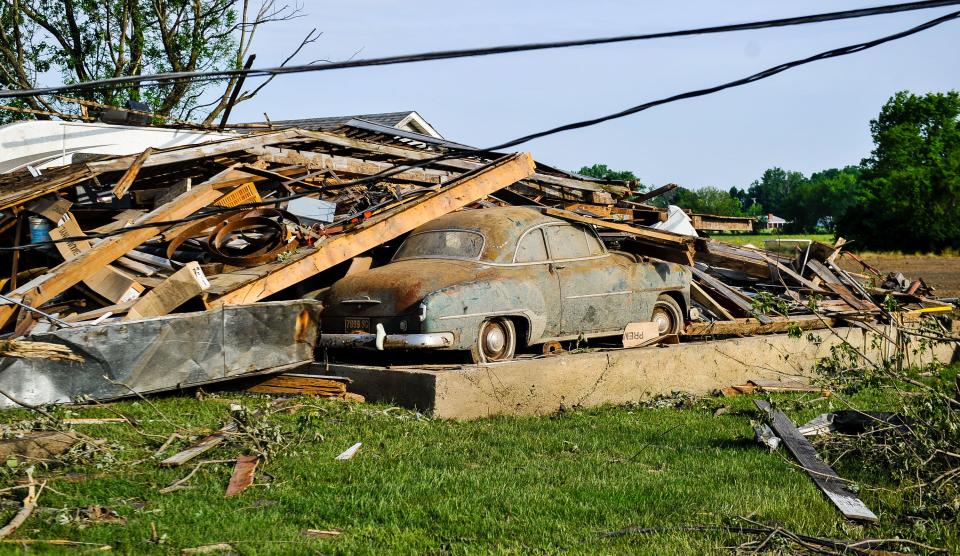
[
  {"left": 755, "top": 400, "right": 878, "bottom": 522},
  {"left": 0, "top": 168, "right": 246, "bottom": 328},
  {"left": 757, "top": 252, "right": 825, "bottom": 292},
  {"left": 690, "top": 281, "right": 735, "bottom": 321},
  {"left": 0, "top": 340, "right": 84, "bottom": 362},
  {"left": 125, "top": 262, "right": 210, "bottom": 321},
  {"left": 542, "top": 207, "right": 696, "bottom": 265},
  {"left": 684, "top": 315, "right": 834, "bottom": 336},
  {"left": 206, "top": 153, "right": 537, "bottom": 305},
  {"left": 691, "top": 268, "right": 772, "bottom": 324},
  {"left": 224, "top": 455, "right": 259, "bottom": 497},
  {"left": 806, "top": 260, "right": 876, "bottom": 311},
  {"left": 160, "top": 422, "right": 237, "bottom": 467},
  {"left": 248, "top": 373, "right": 350, "bottom": 396},
  {"left": 111, "top": 147, "right": 153, "bottom": 199},
  {"left": 45, "top": 212, "right": 145, "bottom": 304},
  {"left": 697, "top": 240, "right": 774, "bottom": 279}
]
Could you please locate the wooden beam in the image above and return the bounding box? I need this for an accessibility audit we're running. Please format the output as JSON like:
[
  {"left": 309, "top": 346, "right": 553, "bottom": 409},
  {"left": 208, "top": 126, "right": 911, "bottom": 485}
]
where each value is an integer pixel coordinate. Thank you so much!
[
  {"left": 691, "top": 267, "right": 772, "bottom": 323},
  {"left": 0, "top": 168, "right": 245, "bottom": 328},
  {"left": 542, "top": 207, "right": 696, "bottom": 247},
  {"left": 755, "top": 400, "right": 878, "bottom": 522},
  {"left": 290, "top": 129, "right": 627, "bottom": 195},
  {"left": 630, "top": 183, "right": 677, "bottom": 204},
  {"left": 86, "top": 129, "right": 301, "bottom": 173},
  {"left": 247, "top": 146, "right": 454, "bottom": 184},
  {"left": 807, "top": 260, "right": 875, "bottom": 311},
  {"left": 684, "top": 315, "right": 833, "bottom": 336},
  {"left": 206, "top": 153, "right": 537, "bottom": 305},
  {"left": 690, "top": 281, "right": 735, "bottom": 321},
  {"left": 125, "top": 262, "right": 210, "bottom": 321},
  {"left": 112, "top": 147, "right": 153, "bottom": 199}
]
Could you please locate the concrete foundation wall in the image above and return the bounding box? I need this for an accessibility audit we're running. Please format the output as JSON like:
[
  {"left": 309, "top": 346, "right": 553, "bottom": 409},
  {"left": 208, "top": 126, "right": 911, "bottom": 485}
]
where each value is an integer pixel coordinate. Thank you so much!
[{"left": 316, "top": 326, "right": 958, "bottom": 420}]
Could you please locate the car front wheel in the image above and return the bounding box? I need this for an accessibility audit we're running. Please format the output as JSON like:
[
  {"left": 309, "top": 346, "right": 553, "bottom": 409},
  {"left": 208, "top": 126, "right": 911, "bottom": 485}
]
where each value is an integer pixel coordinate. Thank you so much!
[
  {"left": 470, "top": 317, "right": 516, "bottom": 363},
  {"left": 651, "top": 295, "right": 683, "bottom": 335}
]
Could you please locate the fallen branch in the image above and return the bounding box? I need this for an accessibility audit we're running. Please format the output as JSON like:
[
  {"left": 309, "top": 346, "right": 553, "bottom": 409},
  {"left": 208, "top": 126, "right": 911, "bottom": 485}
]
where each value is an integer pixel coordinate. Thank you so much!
[{"left": 0, "top": 468, "right": 45, "bottom": 539}]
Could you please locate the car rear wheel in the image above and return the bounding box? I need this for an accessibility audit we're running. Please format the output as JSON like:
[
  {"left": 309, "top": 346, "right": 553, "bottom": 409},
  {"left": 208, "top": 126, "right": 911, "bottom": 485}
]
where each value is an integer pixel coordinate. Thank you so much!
[
  {"left": 651, "top": 295, "right": 683, "bottom": 335},
  {"left": 470, "top": 318, "right": 516, "bottom": 363}
]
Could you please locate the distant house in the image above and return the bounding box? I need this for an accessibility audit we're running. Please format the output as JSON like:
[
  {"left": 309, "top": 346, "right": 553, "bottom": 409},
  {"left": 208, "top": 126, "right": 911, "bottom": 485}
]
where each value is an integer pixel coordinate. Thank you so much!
[{"left": 766, "top": 213, "right": 789, "bottom": 230}]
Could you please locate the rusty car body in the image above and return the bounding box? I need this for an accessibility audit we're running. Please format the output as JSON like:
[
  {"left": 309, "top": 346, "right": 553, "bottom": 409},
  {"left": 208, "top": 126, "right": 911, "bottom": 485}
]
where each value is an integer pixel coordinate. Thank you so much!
[{"left": 318, "top": 207, "right": 691, "bottom": 362}]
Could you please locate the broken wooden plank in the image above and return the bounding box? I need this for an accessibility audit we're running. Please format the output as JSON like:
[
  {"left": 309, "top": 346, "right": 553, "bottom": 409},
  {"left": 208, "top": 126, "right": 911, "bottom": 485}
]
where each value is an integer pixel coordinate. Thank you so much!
[
  {"left": 112, "top": 147, "right": 153, "bottom": 199},
  {"left": 45, "top": 212, "right": 145, "bottom": 304},
  {"left": 125, "top": 262, "right": 210, "bottom": 321},
  {"left": 806, "top": 259, "right": 875, "bottom": 311},
  {"left": 224, "top": 455, "right": 259, "bottom": 497},
  {"left": 0, "top": 168, "right": 246, "bottom": 328},
  {"left": 206, "top": 153, "right": 536, "bottom": 305},
  {"left": 247, "top": 373, "right": 349, "bottom": 396},
  {"left": 629, "top": 183, "right": 677, "bottom": 204},
  {"left": 684, "top": 315, "right": 834, "bottom": 336},
  {"left": 754, "top": 399, "right": 878, "bottom": 522},
  {"left": 691, "top": 268, "right": 772, "bottom": 323},
  {"left": 160, "top": 423, "right": 237, "bottom": 467},
  {"left": 690, "top": 281, "right": 736, "bottom": 321}
]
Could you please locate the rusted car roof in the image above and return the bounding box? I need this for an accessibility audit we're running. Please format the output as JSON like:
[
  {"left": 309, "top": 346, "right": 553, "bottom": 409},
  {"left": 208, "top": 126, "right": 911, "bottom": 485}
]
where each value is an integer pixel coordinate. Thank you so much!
[{"left": 411, "top": 206, "right": 563, "bottom": 263}]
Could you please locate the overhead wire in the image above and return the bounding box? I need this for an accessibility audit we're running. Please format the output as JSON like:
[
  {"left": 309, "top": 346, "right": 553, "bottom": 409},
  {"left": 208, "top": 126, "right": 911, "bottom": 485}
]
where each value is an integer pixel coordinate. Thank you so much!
[
  {"left": 0, "top": 0, "right": 958, "bottom": 99},
  {"left": 2, "top": 6, "right": 959, "bottom": 253}
]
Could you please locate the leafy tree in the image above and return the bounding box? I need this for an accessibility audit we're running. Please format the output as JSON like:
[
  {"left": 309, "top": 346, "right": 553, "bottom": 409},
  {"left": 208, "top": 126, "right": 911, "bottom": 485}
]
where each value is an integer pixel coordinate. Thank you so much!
[
  {"left": 837, "top": 91, "right": 960, "bottom": 251},
  {"left": 781, "top": 166, "right": 860, "bottom": 232},
  {"left": 746, "top": 167, "right": 805, "bottom": 217},
  {"left": 0, "top": 0, "right": 314, "bottom": 124},
  {"left": 577, "top": 164, "right": 640, "bottom": 183},
  {"left": 651, "top": 185, "right": 747, "bottom": 216}
]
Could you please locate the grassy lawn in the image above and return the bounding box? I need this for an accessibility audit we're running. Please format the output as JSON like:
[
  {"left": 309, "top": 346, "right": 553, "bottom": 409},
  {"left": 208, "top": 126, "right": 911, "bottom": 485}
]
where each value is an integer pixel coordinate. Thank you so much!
[
  {"left": 705, "top": 232, "right": 835, "bottom": 247},
  {"left": 0, "top": 366, "right": 956, "bottom": 554}
]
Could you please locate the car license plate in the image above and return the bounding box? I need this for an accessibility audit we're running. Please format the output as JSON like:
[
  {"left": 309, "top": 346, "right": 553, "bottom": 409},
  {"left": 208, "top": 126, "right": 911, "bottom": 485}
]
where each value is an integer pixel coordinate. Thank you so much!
[{"left": 344, "top": 318, "right": 370, "bottom": 333}]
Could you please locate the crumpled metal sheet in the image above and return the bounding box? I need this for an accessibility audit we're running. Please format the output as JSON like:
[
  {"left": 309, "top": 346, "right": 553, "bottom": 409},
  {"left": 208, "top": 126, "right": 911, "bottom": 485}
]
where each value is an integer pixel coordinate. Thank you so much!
[{"left": 0, "top": 300, "right": 320, "bottom": 409}]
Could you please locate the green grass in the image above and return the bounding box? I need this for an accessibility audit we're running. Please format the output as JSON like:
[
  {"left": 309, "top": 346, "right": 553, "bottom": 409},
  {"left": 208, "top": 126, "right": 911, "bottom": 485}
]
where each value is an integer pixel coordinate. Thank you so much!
[
  {"left": 0, "top": 368, "right": 956, "bottom": 554},
  {"left": 705, "top": 232, "right": 834, "bottom": 247}
]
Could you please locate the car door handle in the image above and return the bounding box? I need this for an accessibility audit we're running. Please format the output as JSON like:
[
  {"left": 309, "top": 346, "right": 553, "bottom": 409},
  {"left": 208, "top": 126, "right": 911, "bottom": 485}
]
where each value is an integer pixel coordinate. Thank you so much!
[{"left": 552, "top": 264, "right": 567, "bottom": 270}]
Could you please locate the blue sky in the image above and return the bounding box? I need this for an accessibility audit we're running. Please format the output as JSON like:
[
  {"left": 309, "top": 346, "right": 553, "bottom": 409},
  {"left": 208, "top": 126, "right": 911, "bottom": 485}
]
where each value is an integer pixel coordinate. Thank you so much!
[{"left": 229, "top": 1, "right": 960, "bottom": 189}]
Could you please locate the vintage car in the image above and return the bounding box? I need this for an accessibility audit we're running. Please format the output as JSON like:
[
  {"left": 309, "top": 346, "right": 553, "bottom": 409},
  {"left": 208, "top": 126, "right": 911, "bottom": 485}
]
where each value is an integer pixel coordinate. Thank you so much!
[{"left": 318, "top": 206, "right": 691, "bottom": 362}]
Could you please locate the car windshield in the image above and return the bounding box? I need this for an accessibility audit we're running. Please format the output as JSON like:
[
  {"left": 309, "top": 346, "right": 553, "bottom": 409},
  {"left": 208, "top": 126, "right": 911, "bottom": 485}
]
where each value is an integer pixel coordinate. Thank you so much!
[{"left": 394, "top": 230, "right": 484, "bottom": 261}]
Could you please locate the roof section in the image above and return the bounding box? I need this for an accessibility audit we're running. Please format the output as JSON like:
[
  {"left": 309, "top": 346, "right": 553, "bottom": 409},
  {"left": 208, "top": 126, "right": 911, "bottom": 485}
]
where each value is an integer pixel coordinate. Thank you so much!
[{"left": 263, "top": 111, "right": 443, "bottom": 139}]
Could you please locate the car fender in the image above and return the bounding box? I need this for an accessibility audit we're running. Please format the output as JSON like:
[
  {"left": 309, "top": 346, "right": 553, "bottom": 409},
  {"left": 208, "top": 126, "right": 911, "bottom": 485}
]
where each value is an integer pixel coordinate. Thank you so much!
[{"left": 420, "top": 278, "right": 548, "bottom": 350}]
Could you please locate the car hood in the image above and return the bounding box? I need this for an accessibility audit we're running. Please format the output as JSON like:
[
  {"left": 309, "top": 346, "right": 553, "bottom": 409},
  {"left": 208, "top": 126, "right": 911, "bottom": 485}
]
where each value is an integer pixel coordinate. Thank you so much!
[{"left": 323, "top": 258, "right": 495, "bottom": 317}]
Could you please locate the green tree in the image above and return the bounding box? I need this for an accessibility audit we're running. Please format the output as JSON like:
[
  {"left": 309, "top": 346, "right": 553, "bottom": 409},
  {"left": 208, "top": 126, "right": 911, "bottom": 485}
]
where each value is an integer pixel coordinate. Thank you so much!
[
  {"left": 576, "top": 164, "right": 640, "bottom": 183},
  {"left": 837, "top": 91, "right": 960, "bottom": 251},
  {"left": 747, "top": 167, "right": 805, "bottom": 217},
  {"left": 0, "top": 1, "right": 312, "bottom": 124},
  {"left": 781, "top": 166, "right": 860, "bottom": 232}
]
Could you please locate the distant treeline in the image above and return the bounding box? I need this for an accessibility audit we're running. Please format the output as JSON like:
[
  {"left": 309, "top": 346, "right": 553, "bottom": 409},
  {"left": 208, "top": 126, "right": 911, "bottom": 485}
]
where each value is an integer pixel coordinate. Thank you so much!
[{"left": 578, "top": 90, "right": 960, "bottom": 252}]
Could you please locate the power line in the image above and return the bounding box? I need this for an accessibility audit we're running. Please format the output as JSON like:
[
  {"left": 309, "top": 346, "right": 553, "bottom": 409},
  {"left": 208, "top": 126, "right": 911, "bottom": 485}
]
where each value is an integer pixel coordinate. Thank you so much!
[
  {"left": 3, "top": 7, "right": 958, "bottom": 253},
  {"left": 1, "top": 0, "right": 958, "bottom": 100}
]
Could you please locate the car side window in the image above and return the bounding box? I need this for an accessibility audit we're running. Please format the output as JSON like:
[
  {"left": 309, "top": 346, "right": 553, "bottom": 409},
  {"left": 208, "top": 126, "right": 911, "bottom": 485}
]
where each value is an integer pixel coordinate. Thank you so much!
[
  {"left": 544, "top": 224, "right": 593, "bottom": 260},
  {"left": 515, "top": 228, "right": 548, "bottom": 263},
  {"left": 584, "top": 228, "right": 605, "bottom": 255}
]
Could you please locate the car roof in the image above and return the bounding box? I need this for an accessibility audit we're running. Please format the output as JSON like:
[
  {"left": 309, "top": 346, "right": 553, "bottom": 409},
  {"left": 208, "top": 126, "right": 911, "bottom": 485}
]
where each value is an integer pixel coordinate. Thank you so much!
[{"left": 409, "top": 206, "right": 574, "bottom": 263}]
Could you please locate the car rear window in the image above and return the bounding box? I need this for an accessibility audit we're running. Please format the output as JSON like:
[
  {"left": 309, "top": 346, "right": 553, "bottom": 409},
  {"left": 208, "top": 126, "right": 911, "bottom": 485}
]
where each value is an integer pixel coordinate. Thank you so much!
[
  {"left": 544, "top": 224, "right": 603, "bottom": 259},
  {"left": 394, "top": 230, "right": 484, "bottom": 260}
]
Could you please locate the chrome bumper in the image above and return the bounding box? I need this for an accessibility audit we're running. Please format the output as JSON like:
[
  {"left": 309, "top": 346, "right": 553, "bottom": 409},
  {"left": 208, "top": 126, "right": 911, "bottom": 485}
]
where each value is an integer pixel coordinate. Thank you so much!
[{"left": 320, "top": 324, "right": 454, "bottom": 350}]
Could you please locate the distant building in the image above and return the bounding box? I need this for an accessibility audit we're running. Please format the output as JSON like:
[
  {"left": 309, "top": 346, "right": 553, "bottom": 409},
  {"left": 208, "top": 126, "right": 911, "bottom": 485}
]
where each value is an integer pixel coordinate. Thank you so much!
[
  {"left": 766, "top": 213, "right": 789, "bottom": 229},
  {"left": 262, "top": 111, "right": 443, "bottom": 139}
]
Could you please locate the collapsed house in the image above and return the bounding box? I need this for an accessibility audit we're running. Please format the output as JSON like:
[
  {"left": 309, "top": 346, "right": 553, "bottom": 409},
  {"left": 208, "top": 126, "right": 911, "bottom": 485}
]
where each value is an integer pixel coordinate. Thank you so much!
[{"left": 0, "top": 115, "right": 952, "bottom": 408}]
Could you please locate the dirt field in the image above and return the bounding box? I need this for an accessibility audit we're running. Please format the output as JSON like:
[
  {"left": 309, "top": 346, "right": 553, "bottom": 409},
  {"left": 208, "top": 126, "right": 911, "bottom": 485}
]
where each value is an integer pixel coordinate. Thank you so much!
[{"left": 840, "top": 254, "right": 960, "bottom": 297}]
